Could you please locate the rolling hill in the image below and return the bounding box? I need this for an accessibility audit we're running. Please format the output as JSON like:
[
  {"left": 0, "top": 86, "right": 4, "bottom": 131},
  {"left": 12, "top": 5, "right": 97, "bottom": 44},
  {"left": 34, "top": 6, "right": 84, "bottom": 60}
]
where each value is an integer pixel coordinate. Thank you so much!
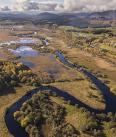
[{"left": 0, "top": 10, "right": 116, "bottom": 28}]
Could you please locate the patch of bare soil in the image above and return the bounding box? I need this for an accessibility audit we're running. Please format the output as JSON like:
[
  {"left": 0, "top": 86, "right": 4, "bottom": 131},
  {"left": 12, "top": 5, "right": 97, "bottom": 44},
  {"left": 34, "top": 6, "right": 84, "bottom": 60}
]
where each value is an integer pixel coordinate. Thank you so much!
[
  {"left": 0, "top": 31, "right": 18, "bottom": 42},
  {"left": 41, "top": 123, "right": 52, "bottom": 137}
]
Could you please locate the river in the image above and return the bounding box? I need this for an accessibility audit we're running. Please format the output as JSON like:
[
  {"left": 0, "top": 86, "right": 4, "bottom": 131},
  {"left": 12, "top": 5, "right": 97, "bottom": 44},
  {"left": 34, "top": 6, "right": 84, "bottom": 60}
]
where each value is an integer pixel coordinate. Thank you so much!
[{"left": 5, "top": 51, "right": 116, "bottom": 137}]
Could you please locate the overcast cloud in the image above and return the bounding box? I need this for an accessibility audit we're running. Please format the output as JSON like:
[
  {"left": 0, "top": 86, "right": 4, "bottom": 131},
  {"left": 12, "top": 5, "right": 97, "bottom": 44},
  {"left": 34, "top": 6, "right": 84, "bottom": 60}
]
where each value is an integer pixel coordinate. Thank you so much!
[
  {"left": 0, "top": 0, "right": 116, "bottom": 12},
  {"left": 58, "top": 0, "right": 116, "bottom": 12}
]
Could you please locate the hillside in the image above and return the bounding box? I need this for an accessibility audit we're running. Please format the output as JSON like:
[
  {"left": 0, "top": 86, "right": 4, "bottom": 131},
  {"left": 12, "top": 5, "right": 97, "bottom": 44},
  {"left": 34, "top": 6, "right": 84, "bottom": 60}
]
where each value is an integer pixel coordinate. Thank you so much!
[{"left": 0, "top": 10, "right": 116, "bottom": 28}]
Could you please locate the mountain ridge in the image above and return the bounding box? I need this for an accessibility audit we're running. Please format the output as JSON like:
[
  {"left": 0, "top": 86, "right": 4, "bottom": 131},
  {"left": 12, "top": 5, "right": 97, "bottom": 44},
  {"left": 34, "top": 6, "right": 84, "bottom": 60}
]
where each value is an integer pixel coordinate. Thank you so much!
[{"left": 0, "top": 10, "right": 115, "bottom": 28}]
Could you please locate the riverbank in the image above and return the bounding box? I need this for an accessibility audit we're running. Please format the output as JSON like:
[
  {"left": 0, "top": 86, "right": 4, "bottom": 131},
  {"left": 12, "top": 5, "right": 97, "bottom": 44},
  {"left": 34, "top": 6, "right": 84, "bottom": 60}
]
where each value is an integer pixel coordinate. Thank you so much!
[
  {"left": 0, "top": 86, "right": 34, "bottom": 137},
  {"left": 55, "top": 51, "right": 116, "bottom": 113},
  {"left": 5, "top": 85, "right": 116, "bottom": 137},
  {"left": 4, "top": 85, "right": 103, "bottom": 137}
]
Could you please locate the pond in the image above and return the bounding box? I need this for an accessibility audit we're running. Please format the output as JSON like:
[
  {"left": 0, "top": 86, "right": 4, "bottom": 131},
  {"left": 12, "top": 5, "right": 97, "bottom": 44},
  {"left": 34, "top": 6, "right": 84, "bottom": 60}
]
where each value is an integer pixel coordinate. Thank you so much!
[
  {"left": 0, "top": 38, "right": 40, "bottom": 46},
  {"left": 6, "top": 38, "right": 49, "bottom": 68},
  {"left": 19, "top": 38, "right": 39, "bottom": 44},
  {"left": 21, "top": 60, "right": 36, "bottom": 68},
  {"left": 8, "top": 46, "right": 39, "bottom": 57}
]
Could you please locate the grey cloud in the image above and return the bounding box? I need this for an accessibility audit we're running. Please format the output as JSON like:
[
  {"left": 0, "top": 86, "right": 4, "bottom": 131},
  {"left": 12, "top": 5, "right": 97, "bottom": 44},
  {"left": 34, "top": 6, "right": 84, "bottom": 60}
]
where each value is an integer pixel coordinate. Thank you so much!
[
  {"left": 1, "top": 0, "right": 116, "bottom": 12},
  {"left": 23, "top": 1, "right": 39, "bottom": 11},
  {"left": 39, "top": 3, "right": 57, "bottom": 11},
  {"left": 56, "top": 0, "right": 116, "bottom": 12},
  {"left": 1, "top": 6, "right": 11, "bottom": 11},
  {"left": 13, "top": 0, "right": 57, "bottom": 11}
]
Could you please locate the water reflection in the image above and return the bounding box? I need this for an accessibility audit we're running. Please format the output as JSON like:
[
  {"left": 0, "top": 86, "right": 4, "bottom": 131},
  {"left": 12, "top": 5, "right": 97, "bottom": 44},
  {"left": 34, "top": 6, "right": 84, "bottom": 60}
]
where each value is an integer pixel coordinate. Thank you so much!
[
  {"left": 8, "top": 46, "right": 38, "bottom": 57},
  {"left": 21, "top": 61, "right": 36, "bottom": 68},
  {"left": 0, "top": 38, "right": 39, "bottom": 46}
]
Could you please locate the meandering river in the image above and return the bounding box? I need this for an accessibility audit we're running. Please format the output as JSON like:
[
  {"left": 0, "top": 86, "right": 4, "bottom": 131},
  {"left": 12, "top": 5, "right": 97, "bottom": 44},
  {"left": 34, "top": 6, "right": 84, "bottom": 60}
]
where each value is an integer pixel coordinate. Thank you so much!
[{"left": 5, "top": 51, "right": 116, "bottom": 137}]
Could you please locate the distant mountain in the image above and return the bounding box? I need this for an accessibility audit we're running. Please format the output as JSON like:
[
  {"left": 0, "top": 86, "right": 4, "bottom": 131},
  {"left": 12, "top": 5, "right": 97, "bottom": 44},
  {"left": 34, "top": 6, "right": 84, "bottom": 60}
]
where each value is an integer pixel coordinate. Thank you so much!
[
  {"left": 88, "top": 10, "right": 116, "bottom": 20},
  {"left": 59, "top": 10, "right": 116, "bottom": 20},
  {"left": 37, "top": 12, "right": 59, "bottom": 19},
  {"left": 0, "top": 10, "right": 115, "bottom": 28},
  {"left": 35, "top": 10, "right": 116, "bottom": 27},
  {"left": 0, "top": 12, "right": 32, "bottom": 21}
]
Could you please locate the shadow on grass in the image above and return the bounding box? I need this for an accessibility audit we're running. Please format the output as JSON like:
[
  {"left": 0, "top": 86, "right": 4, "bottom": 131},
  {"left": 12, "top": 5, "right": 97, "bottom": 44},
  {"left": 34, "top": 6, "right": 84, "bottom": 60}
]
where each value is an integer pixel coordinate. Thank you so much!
[
  {"left": 44, "top": 85, "right": 102, "bottom": 113},
  {"left": 5, "top": 85, "right": 101, "bottom": 137},
  {"left": 5, "top": 84, "right": 116, "bottom": 137},
  {"left": 0, "top": 87, "right": 16, "bottom": 96},
  {"left": 83, "top": 70, "right": 116, "bottom": 113},
  {"left": 56, "top": 50, "right": 116, "bottom": 113}
]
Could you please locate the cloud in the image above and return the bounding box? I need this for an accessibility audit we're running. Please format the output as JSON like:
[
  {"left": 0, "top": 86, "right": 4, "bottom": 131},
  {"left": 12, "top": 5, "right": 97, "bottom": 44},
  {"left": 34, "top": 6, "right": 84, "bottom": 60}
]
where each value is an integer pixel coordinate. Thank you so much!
[
  {"left": 56, "top": 0, "right": 116, "bottom": 12},
  {"left": 0, "top": 0, "right": 116, "bottom": 12},
  {"left": 39, "top": 3, "right": 57, "bottom": 11},
  {"left": 12, "top": 0, "right": 39, "bottom": 11},
  {"left": 23, "top": 1, "right": 39, "bottom": 11},
  {"left": 11, "top": 0, "right": 57, "bottom": 11},
  {"left": 0, "top": 6, "right": 10, "bottom": 11}
]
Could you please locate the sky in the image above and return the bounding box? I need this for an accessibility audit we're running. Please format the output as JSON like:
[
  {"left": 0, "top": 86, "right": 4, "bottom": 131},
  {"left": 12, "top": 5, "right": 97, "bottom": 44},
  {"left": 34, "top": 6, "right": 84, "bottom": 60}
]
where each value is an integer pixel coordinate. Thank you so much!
[{"left": 0, "top": 0, "right": 116, "bottom": 12}]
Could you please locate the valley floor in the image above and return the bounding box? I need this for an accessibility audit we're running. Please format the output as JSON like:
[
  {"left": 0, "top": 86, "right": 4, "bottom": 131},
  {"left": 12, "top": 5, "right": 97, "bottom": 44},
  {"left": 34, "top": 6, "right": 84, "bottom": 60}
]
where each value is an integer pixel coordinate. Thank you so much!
[{"left": 0, "top": 25, "right": 116, "bottom": 137}]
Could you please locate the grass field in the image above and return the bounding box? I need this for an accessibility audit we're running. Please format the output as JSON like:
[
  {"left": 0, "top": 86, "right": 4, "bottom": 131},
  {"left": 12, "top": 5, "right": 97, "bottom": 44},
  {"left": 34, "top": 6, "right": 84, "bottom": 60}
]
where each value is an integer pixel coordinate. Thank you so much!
[
  {"left": 0, "top": 26, "right": 115, "bottom": 137},
  {"left": 25, "top": 53, "right": 81, "bottom": 82},
  {"left": 0, "top": 31, "right": 18, "bottom": 42},
  {"left": 51, "top": 96, "right": 116, "bottom": 137},
  {"left": 51, "top": 80, "right": 105, "bottom": 110}
]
